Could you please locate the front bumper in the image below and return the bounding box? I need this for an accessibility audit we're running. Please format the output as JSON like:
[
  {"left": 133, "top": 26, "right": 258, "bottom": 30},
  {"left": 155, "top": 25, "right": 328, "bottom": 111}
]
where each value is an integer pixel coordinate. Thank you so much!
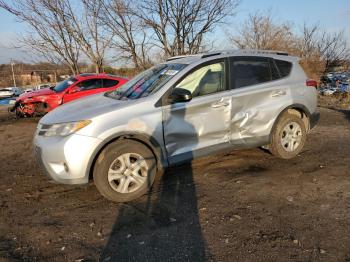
[
  {"left": 34, "top": 133, "right": 102, "bottom": 184},
  {"left": 310, "top": 111, "right": 320, "bottom": 129}
]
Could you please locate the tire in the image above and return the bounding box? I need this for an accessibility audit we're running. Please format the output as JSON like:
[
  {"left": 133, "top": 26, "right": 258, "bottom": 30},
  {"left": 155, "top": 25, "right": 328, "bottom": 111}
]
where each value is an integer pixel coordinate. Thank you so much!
[
  {"left": 93, "top": 139, "right": 157, "bottom": 202},
  {"left": 269, "top": 112, "right": 307, "bottom": 159}
]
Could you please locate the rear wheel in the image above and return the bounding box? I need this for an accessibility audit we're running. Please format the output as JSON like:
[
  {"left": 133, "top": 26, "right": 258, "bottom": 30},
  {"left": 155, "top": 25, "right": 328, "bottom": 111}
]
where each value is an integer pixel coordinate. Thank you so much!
[
  {"left": 269, "top": 112, "right": 307, "bottom": 159},
  {"left": 93, "top": 140, "right": 157, "bottom": 202}
]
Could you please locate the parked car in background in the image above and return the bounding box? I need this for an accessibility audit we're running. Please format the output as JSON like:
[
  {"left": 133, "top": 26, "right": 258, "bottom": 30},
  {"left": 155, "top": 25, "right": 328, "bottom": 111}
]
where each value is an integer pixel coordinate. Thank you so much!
[
  {"left": 34, "top": 49, "right": 319, "bottom": 202},
  {"left": 0, "top": 88, "right": 14, "bottom": 99},
  {"left": 0, "top": 87, "right": 23, "bottom": 98},
  {"left": 340, "top": 82, "right": 349, "bottom": 93},
  {"left": 36, "top": 83, "right": 54, "bottom": 90},
  {"left": 11, "top": 73, "right": 128, "bottom": 117},
  {"left": 11, "top": 87, "right": 23, "bottom": 96},
  {"left": 23, "top": 88, "right": 35, "bottom": 94},
  {"left": 323, "top": 87, "right": 337, "bottom": 95}
]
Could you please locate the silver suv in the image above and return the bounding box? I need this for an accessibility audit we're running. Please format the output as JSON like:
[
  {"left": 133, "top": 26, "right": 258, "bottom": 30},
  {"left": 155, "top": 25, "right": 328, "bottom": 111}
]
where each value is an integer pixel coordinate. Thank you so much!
[{"left": 34, "top": 50, "right": 319, "bottom": 202}]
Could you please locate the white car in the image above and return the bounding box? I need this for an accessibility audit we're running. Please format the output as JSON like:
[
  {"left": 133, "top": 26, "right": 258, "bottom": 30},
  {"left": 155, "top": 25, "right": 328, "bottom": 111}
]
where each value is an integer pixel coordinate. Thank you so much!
[
  {"left": 36, "top": 84, "right": 52, "bottom": 90},
  {"left": 0, "top": 87, "right": 24, "bottom": 98},
  {"left": 323, "top": 88, "right": 337, "bottom": 95},
  {"left": 23, "top": 88, "right": 35, "bottom": 94},
  {"left": 0, "top": 88, "right": 14, "bottom": 98},
  {"left": 10, "top": 87, "right": 23, "bottom": 96}
]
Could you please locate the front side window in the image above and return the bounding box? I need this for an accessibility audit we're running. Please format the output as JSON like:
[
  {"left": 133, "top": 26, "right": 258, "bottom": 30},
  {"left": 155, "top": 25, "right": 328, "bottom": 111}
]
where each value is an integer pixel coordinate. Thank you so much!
[
  {"left": 53, "top": 77, "right": 77, "bottom": 92},
  {"left": 77, "top": 79, "right": 103, "bottom": 90},
  {"left": 231, "top": 57, "right": 272, "bottom": 89},
  {"left": 174, "top": 62, "right": 225, "bottom": 97}
]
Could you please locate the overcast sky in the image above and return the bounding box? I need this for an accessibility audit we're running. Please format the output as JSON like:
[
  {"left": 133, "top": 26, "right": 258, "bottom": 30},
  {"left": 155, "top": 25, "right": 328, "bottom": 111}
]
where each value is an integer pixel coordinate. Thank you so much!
[{"left": 0, "top": 0, "right": 349, "bottom": 64}]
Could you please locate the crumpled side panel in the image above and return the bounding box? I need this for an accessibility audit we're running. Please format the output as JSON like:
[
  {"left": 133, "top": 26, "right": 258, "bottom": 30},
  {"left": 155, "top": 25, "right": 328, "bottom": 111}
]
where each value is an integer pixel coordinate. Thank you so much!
[
  {"left": 230, "top": 87, "right": 291, "bottom": 146},
  {"left": 163, "top": 96, "right": 231, "bottom": 158}
]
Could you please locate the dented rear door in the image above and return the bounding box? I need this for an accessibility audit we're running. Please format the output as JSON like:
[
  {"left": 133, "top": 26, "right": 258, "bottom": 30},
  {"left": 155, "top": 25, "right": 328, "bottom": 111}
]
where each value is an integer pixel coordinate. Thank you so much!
[{"left": 228, "top": 56, "right": 292, "bottom": 147}]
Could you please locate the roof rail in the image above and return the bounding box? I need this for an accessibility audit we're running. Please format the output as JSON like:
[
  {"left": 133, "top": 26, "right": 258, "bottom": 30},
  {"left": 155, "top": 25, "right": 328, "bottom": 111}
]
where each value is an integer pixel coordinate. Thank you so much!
[
  {"left": 166, "top": 49, "right": 289, "bottom": 62},
  {"left": 237, "top": 49, "right": 289, "bottom": 56},
  {"left": 201, "top": 52, "right": 222, "bottom": 58},
  {"left": 166, "top": 54, "right": 200, "bottom": 62}
]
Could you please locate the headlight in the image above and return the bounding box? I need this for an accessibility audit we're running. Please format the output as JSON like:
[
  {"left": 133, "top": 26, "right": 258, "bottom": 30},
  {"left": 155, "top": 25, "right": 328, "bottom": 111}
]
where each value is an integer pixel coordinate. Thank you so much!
[{"left": 38, "top": 120, "right": 91, "bottom": 137}]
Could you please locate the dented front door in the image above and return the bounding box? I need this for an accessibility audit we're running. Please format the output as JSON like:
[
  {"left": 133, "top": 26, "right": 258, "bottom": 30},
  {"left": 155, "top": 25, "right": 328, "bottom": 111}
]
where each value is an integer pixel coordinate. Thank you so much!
[
  {"left": 162, "top": 92, "right": 232, "bottom": 165},
  {"left": 162, "top": 59, "right": 231, "bottom": 164}
]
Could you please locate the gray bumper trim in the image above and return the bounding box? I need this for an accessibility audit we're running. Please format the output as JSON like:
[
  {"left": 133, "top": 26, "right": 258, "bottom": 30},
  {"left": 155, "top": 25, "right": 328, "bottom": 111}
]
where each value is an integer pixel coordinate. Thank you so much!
[{"left": 310, "top": 112, "right": 320, "bottom": 129}]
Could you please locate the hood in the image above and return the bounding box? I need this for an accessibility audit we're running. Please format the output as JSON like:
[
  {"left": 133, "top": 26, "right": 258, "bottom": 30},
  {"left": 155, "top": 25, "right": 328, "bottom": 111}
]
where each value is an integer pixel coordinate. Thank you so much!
[
  {"left": 40, "top": 93, "right": 128, "bottom": 124},
  {"left": 18, "top": 87, "right": 55, "bottom": 100}
]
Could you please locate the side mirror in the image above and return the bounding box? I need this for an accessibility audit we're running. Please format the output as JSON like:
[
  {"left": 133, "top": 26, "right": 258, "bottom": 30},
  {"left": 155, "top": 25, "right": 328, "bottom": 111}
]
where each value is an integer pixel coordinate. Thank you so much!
[
  {"left": 168, "top": 88, "right": 192, "bottom": 104},
  {"left": 68, "top": 86, "right": 81, "bottom": 94}
]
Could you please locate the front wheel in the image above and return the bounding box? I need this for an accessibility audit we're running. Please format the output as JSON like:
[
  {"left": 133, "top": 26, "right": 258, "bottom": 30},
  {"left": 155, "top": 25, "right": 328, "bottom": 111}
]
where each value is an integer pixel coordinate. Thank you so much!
[
  {"left": 269, "top": 112, "right": 307, "bottom": 159},
  {"left": 93, "top": 140, "right": 157, "bottom": 202}
]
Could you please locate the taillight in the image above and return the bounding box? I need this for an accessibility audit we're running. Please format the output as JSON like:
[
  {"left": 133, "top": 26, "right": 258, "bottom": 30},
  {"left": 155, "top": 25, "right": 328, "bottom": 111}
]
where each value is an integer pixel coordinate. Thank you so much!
[{"left": 306, "top": 79, "right": 317, "bottom": 88}]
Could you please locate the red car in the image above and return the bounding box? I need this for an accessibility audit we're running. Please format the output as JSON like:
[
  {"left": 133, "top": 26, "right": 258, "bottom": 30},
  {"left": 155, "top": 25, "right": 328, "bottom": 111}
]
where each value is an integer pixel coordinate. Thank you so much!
[{"left": 12, "top": 73, "right": 128, "bottom": 117}]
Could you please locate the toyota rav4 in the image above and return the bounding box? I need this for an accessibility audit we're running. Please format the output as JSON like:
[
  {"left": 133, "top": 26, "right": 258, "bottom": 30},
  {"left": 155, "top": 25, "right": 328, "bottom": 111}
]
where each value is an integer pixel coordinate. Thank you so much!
[{"left": 34, "top": 50, "right": 319, "bottom": 202}]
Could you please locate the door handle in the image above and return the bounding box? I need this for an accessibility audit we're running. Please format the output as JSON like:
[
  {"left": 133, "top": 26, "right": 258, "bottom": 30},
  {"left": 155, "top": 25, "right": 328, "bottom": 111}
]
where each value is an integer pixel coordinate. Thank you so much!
[
  {"left": 271, "top": 90, "right": 286, "bottom": 97},
  {"left": 211, "top": 100, "right": 229, "bottom": 108}
]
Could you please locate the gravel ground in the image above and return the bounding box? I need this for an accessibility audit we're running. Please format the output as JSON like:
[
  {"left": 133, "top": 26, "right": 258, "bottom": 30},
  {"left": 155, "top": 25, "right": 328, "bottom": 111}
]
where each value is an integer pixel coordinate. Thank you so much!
[{"left": 0, "top": 105, "right": 350, "bottom": 262}]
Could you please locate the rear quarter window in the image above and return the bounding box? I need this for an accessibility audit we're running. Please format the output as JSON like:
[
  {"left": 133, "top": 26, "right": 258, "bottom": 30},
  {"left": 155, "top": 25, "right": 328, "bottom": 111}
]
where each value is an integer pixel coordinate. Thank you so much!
[
  {"left": 103, "top": 79, "right": 119, "bottom": 88},
  {"left": 274, "top": 59, "right": 292, "bottom": 77}
]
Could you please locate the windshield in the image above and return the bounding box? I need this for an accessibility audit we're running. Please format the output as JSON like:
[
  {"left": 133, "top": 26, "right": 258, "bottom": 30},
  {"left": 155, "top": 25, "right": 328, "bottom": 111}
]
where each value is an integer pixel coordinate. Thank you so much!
[
  {"left": 53, "top": 77, "right": 77, "bottom": 92},
  {"left": 106, "top": 63, "right": 187, "bottom": 100}
]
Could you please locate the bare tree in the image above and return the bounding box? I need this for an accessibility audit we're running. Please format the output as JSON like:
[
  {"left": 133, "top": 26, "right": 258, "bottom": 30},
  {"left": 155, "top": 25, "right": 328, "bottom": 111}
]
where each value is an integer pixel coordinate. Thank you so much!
[
  {"left": 0, "top": 0, "right": 81, "bottom": 75},
  {"left": 318, "top": 30, "right": 349, "bottom": 72},
  {"left": 61, "top": 0, "right": 114, "bottom": 73},
  {"left": 0, "top": 0, "right": 114, "bottom": 74},
  {"left": 294, "top": 24, "right": 326, "bottom": 79},
  {"left": 139, "top": 0, "right": 240, "bottom": 57},
  {"left": 99, "top": 0, "right": 152, "bottom": 69},
  {"left": 298, "top": 23, "right": 349, "bottom": 75},
  {"left": 230, "top": 12, "right": 296, "bottom": 52},
  {"left": 230, "top": 13, "right": 349, "bottom": 79}
]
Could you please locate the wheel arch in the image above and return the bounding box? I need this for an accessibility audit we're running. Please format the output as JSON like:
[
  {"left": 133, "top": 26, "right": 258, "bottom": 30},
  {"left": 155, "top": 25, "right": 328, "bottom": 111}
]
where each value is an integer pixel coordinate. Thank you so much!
[
  {"left": 87, "top": 132, "right": 167, "bottom": 181},
  {"left": 269, "top": 103, "right": 311, "bottom": 142}
]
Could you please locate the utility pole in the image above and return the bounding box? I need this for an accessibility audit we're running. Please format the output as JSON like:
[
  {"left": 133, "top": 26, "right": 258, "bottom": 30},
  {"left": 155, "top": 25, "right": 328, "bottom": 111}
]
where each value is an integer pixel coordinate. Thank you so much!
[{"left": 10, "top": 59, "right": 16, "bottom": 87}]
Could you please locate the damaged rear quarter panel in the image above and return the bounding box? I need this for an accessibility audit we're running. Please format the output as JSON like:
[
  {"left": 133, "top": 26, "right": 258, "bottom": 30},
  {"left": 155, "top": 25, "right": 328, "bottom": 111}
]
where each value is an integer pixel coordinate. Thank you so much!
[{"left": 229, "top": 81, "right": 293, "bottom": 147}]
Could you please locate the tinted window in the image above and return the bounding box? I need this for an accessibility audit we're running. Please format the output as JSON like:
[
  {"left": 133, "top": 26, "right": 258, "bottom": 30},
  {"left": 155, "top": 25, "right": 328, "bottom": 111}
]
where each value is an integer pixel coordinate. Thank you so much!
[
  {"left": 77, "top": 79, "right": 103, "bottom": 90},
  {"left": 103, "top": 79, "right": 119, "bottom": 88},
  {"left": 231, "top": 57, "right": 272, "bottom": 89},
  {"left": 175, "top": 62, "right": 225, "bottom": 97},
  {"left": 270, "top": 60, "right": 280, "bottom": 80},
  {"left": 275, "top": 59, "right": 292, "bottom": 77}
]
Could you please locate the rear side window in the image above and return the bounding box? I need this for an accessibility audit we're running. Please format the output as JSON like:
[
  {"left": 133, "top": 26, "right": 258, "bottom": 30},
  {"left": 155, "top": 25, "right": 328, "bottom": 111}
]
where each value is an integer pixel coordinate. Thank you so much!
[
  {"left": 103, "top": 79, "right": 119, "bottom": 88},
  {"left": 274, "top": 59, "right": 292, "bottom": 77},
  {"left": 230, "top": 57, "right": 272, "bottom": 89}
]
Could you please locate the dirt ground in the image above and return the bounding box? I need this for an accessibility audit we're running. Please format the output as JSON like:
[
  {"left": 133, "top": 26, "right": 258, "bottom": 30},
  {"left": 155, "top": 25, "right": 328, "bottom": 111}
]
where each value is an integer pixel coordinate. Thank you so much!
[
  {"left": 0, "top": 104, "right": 350, "bottom": 262},
  {"left": 318, "top": 93, "right": 350, "bottom": 110}
]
